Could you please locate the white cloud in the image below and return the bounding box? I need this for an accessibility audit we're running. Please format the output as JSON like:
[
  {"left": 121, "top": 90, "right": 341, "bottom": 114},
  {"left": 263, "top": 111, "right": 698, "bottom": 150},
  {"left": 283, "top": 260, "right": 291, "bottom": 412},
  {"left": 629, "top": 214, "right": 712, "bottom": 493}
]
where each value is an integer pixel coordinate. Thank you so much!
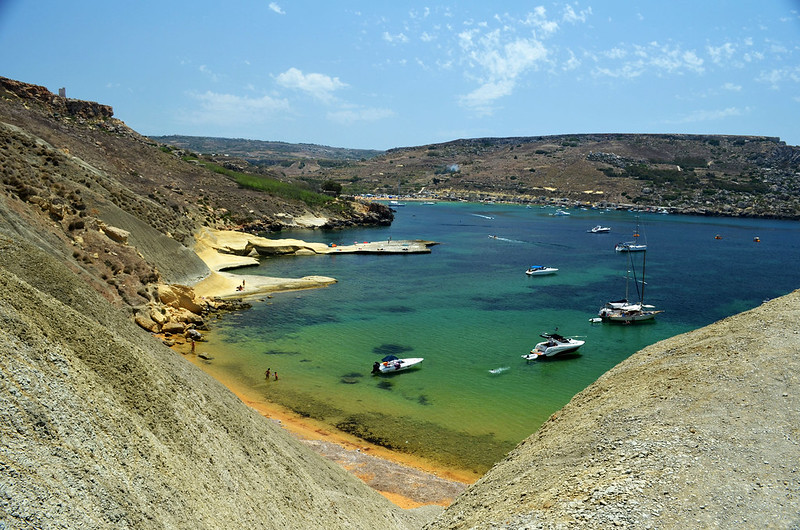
[
  {"left": 383, "top": 31, "right": 409, "bottom": 44},
  {"left": 275, "top": 67, "right": 348, "bottom": 101},
  {"left": 186, "top": 91, "right": 290, "bottom": 126},
  {"left": 522, "top": 6, "right": 559, "bottom": 37},
  {"left": 707, "top": 42, "right": 735, "bottom": 65},
  {"left": 460, "top": 79, "right": 515, "bottom": 114},
  {"left": 594, "top": 42, "right": 704, "bottom": 78},
  {"left": 722, "top": 82, "right": 742, "bottom": 91},
  {"left": 562, "top": 49, "right": 580, "bottom": 71},
  {"left": 756, "top": 66, "right": 800, "bottom": 89},
  {"left": 562, "top": 5, "right": 592, "bottom": 24},
  {"left": 268, "top": 2, "right": 284, "bottom": 15},
  {"left": 458, "top": 30, "right": 548, "bottom": 112},
  {"left": 672, "top": 107, "right": 747, "bottom": 124},
  {"left": 327, "top": 107, "right": 395, "bottom": 124}
]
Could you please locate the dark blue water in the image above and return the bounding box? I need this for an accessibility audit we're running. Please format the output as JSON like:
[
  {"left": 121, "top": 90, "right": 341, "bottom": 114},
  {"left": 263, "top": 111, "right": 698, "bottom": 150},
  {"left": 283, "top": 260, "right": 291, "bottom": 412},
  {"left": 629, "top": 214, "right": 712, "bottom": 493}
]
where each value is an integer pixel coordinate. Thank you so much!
[{"left": 200, "top": 202, "right": 800, "bottom": 473}]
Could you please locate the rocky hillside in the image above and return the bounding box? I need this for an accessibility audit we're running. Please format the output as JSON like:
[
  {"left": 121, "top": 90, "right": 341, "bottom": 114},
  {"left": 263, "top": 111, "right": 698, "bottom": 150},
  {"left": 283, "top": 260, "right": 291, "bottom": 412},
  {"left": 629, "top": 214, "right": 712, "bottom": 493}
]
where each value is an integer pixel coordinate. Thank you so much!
[
  {"left": 0, "top": 235, "right": 436, "bottom": 529},
  {"left": 168, "top": 133, "right": 800, "bottom": 219},
  {"left": 0, "top": 77, "right": 430, "bottom": 528}
]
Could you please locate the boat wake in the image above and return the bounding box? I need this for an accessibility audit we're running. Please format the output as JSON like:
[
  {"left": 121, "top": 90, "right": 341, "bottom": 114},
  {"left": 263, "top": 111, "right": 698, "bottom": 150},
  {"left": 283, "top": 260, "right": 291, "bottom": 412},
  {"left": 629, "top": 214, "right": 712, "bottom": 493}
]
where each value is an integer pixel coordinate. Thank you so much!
[
  {"left": 488, "top": 235, "right": 525, "bottom": 243},
  {"left": 472, "top": 214, "right": 495, "bottom": 220}
]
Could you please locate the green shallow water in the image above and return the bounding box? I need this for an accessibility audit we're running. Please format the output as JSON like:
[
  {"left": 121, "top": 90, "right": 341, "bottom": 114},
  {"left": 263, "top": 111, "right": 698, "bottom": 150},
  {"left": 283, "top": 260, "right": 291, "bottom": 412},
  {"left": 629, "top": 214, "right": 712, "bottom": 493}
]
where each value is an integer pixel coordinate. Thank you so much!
[{"left": 196, "top": 202, "right": 800, "bottom": 473}]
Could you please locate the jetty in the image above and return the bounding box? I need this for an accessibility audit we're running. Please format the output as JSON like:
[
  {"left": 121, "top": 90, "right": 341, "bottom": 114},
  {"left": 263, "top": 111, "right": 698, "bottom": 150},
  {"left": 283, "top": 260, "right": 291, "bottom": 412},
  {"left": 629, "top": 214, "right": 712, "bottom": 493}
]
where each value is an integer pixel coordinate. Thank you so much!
[{"left": 323, "top": 239, "right": 438, "bottom": 254}]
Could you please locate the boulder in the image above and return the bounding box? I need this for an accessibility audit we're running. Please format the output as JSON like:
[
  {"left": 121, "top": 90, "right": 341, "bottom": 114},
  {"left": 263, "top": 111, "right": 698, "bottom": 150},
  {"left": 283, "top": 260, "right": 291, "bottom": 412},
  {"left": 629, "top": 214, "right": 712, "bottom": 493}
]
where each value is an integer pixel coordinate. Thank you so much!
[
  {"left": 158, "top": 284, "right": 203, "bottom": 314},
  {"left": 134, "top": 313, "right": 159, "bottom": 333},
  {"left": 161, "top": 321, "right": 186, "bottom": 335},
  {"left": 99, "top": 223, "right": 130, "bottom": 244}
]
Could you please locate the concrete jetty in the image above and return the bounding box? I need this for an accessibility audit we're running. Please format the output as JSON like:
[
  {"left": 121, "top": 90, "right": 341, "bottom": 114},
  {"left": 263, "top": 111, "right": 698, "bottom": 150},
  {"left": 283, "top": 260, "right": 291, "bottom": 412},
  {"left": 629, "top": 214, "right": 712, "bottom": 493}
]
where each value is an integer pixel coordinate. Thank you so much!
[{"left": 322, "top": 239, "right": 439, "bottom": 254}]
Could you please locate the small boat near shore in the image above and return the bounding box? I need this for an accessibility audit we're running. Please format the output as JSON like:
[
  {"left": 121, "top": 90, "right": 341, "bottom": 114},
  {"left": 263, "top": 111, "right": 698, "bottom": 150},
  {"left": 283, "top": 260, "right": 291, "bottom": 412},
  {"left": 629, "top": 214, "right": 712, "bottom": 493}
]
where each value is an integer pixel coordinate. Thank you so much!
[
  {"left": 523, "top": 332, "right": 584, "bottom": 360},
  {"left": 372, "top": 355, "right": 423, "bottom": 374},
  {"left": 525, "top": 265, "right": 558, "bottom": 276}
]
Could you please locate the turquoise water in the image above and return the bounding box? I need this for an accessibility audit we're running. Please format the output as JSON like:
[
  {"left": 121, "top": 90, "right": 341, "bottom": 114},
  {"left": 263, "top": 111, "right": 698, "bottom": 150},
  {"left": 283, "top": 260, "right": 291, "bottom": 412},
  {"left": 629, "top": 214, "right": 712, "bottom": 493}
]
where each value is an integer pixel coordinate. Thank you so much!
[{"left": 202, "top": 202, "right": 800, "bottom": 473}]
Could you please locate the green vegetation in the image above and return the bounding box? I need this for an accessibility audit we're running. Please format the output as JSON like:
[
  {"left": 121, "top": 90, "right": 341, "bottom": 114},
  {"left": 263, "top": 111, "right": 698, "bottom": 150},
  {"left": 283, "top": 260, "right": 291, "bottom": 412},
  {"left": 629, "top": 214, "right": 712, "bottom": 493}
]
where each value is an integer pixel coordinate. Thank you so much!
[{"left": 198, "top": 161, "right": 334, "bottom": 207}]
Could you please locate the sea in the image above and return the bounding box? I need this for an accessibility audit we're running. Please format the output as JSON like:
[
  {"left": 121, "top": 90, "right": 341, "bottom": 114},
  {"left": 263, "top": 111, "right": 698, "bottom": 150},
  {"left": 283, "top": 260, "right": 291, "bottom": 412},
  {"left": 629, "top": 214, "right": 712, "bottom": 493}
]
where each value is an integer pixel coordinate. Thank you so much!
[{"left": 195, "top": 201, "right": 800, "bottom": 474}]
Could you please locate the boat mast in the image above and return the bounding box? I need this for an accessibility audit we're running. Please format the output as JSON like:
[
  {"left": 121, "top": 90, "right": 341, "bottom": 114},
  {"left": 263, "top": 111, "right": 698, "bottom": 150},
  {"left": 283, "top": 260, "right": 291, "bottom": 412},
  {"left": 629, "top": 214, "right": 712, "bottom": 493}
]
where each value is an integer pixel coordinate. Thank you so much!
[{"left": 641, "top": 249, "right": 647, "bottom": 304}]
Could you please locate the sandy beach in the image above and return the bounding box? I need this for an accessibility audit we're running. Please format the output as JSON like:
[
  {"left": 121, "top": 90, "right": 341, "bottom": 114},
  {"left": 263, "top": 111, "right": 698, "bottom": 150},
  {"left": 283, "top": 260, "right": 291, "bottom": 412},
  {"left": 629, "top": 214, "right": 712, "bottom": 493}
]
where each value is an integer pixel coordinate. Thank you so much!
[{"left": 184, "top": 228, "right": 473, "bottom": 508}]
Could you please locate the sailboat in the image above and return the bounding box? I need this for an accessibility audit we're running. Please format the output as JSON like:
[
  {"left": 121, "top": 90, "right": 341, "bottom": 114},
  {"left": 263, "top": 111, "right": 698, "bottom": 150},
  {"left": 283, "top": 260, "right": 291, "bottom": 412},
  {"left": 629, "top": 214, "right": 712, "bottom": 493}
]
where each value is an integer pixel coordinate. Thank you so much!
[
  {"left": 598, "top": 248, "right": 662, "bottom": 323},
  {"left": 615, "top": 217, "right": 647, "bottom": 252}
]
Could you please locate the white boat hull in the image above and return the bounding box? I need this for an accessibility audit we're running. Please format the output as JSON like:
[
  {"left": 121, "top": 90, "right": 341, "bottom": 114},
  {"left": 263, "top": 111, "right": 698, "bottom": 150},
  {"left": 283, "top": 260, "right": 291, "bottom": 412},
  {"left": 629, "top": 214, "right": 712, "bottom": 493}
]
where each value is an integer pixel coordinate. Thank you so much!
[
  {"left": 615, "top": 243, "right": 647, "bottom": 252},
  {"left": 598, "top": 307, "right": 662, "bottom": 323},
  {"left": 524, "top": 338, "right": 584, "bottom": 360},
  {"left": 525, "top": 267, "right": 558, "bottom": 276},
  {"left": 373, "top": 357, "right": 424, "bottom": 373}
]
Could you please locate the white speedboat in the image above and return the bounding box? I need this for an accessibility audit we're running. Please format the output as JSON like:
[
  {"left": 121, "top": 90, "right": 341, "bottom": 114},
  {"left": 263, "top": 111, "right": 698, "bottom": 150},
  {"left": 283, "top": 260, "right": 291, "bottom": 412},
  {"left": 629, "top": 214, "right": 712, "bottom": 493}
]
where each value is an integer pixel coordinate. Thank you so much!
[
  {"left": 525, "top": 265, "right": 558, "bottom": 276},
  {"left": 372, "top": 355, "right": 423, "bottom": 374},
  {"left": 552, "top": 209, "right": 570, "bottom": 216},
  {"left": 523, "top": 332, "right": 584, "bottom": 360},
  {"left": 588, "top": 225, "right": 611, "bottom": 233}
]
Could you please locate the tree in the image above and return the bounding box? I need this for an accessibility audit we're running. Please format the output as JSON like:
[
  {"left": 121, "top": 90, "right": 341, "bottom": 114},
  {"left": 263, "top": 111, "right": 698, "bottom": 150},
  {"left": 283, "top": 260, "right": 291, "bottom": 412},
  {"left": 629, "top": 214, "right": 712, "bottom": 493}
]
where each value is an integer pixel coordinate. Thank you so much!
[{"left": 321, "top": 180, "right": 342, "bottom": 196}]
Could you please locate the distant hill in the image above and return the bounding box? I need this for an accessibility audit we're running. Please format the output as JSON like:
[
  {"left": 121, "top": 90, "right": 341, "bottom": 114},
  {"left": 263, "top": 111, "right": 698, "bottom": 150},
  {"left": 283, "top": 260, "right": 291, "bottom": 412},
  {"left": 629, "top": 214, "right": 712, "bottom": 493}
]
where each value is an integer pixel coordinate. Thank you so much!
[
  {"left": 174, "top": 133, "right": 800, "bottom": 219},
  {"left": 152, "top": 135, "right": 383, "bottom": 162}
]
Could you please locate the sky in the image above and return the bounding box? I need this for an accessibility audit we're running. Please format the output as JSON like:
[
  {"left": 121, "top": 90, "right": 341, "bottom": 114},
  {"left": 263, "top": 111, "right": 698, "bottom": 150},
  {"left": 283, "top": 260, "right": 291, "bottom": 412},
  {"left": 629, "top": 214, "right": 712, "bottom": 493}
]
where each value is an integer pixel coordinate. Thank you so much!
[{"left": 1, "top": 1, "right": 799, "bottom": 150}]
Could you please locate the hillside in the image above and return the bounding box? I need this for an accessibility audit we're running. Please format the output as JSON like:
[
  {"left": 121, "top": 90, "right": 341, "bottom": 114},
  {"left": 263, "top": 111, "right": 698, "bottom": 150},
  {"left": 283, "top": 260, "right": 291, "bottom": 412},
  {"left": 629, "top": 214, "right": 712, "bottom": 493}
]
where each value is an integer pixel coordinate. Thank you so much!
[
  {"left": 152, "top": 134, "right": 383, "bottom": 161},
  {"left": 166, "top": 133, "right": 800, "bottom": 219}
]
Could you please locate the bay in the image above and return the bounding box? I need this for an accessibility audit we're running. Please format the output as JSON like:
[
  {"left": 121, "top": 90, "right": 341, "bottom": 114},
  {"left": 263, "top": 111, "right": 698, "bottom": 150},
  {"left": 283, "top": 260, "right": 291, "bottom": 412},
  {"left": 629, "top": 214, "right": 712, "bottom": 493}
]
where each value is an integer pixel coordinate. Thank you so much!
[{"left": 198, "top": 202, "right": 800, "bottom": 474}]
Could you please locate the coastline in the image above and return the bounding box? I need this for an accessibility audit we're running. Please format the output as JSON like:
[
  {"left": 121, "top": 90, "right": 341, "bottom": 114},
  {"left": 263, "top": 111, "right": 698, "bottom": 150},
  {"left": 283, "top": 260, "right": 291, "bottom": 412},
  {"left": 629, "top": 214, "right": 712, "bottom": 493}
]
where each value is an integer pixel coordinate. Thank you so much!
[
  {"left": 173, "top": 338, "right": 474, "bottom": 508},
  {"left": 184, "top": 228, "right": 474, "bottom": 507}
]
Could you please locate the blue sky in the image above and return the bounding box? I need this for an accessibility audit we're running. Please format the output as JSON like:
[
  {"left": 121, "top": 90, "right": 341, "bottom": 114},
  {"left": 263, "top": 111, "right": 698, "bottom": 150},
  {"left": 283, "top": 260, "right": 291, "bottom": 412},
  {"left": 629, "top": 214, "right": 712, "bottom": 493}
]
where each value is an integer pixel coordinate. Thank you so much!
[{"left": 1, "top": 1, "right": 799, "bottom": 149}]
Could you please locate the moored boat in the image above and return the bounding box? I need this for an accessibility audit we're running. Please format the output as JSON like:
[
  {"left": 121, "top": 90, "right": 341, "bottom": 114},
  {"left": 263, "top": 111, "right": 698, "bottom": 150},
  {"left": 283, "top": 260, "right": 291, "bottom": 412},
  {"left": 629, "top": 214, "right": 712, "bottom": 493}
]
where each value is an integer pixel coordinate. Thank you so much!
[
  {"left": 525, "top": 265, "right": 558, "bottom": 276},
  {"left": 523, "top": 332, "right": 584, "bottom": 360},
  {"left": 599, "top": 247, "right": 662, "bottom": 323},
  {"left": 615, "top": 241, "right": 647, "bottom": 252},
  {"left": 372, "top": 355, "right": 423, "bottom": 374}
]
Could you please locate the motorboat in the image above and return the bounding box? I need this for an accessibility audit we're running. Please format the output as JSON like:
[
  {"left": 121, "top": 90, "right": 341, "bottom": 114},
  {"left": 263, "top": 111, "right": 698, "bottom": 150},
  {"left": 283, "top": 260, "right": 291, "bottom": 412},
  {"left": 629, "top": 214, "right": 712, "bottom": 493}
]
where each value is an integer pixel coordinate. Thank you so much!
[
  {"left": 588, "top": 225, "right": 611, "bottom": 233},
  {"left": 372, "top": 355, "right": 423, "bottom": 374},
  {"left": 552, "top": 209, "right": 570, "bottom": 216},
  {"left": 525, "top": 265, "right": 558, "bottom": 276},
  {"left": 523, "top": 332, "right": 584, "bottom": 360}
]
